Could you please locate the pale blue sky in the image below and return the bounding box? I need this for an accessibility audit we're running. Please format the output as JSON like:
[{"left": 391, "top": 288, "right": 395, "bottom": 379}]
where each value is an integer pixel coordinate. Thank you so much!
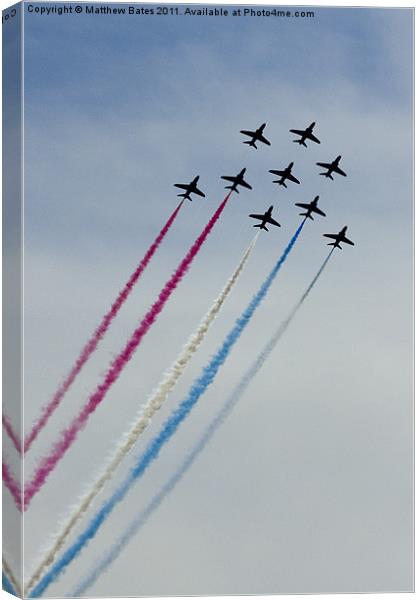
[{"left": 5, "top": 4, "right": 413, "bottom": 596}]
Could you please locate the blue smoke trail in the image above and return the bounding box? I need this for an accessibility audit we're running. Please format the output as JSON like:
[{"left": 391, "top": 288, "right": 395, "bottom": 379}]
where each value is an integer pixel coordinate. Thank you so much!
[
  {"left": 3, "top": 572, "right": 16, "bottom": 596},
  {"left": 71, "top": 380, "right": 242, "bottom": 596},
  {"left": 71, "top": 247, "right": 334, "bottom": 596},
  {"left": 29, "top": 220, "right": 305, "bottom": 598}
]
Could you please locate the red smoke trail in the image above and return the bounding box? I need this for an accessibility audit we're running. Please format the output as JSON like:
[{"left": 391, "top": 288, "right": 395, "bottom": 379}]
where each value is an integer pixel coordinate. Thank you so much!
[
  {"left": 2, "top": 201, "right": 184, "bottom": 457},
  {"left": 23, "top": 193, "right": 231, "bottom": 510},
  {"left": 2, "top": 415, "right": 21, "bottom": 454},
  {"left": 2, "top": 461, "right": 21, "bottom": 510}
]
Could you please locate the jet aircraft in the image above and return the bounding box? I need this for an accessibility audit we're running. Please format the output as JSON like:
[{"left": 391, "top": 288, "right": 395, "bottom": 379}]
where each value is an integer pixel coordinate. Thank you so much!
[
  {"left": 290, "top": 122, "right": 321, "bottom": 147},
  {"left": 269, "top": 162, "right": 300, "bottom": 188},
  {"left": 240, "top": 123, "right": 271, "bottom": 149},
  {"left": 249, "top": 206, "right": 281, "bottom": 231},
  {"left": 316, "top": 155, "right": 347, "bottom": 179},
  {"left": 174, "top": 176, "right": 205, "bottom": 201},
  {"left": 295, "top": 196, "right": 326, "bottom": 220},
  {"left": 221, "top": 168, "right": 252, "bottom": 193},
  {"left": 323, "top": 226, "right": 354, "bottom": 249}
]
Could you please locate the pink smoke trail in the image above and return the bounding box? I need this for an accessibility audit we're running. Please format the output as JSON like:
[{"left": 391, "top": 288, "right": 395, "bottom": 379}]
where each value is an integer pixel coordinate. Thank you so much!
[
  {"left": 2, "top": 201, "right": 184, "bottom": 457},
  {"left": 23, "top": 193, "right": 231, "bottom": 510},
  {"left": 2, "top": 461, "right": 21, "bottom": 510},
  {"left": 2, "top": 415, "right": 21, "bottom": 454}
]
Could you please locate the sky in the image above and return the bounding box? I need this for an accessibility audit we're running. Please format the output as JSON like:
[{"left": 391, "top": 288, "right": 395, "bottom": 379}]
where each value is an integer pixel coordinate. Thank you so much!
[
  {"left": 3, "top": 1, "right": 23, "bottom": 586},
  {"left": 3, "top": 3, "right": 413, "bottom": 596}
]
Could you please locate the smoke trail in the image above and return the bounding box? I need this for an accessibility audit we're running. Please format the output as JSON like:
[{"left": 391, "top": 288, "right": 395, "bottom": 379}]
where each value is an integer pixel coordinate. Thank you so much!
[
  {"left": 3, "top": 558, "right": 21, "bottom": 597},
  {"left": 2, "top": 201, "right": 184, "bottom": 456},
  {"left": 23, "top": 194, "right": 230, "bottom": 511},
  {"left": 27, "top": 232, "right": 258, "bottom": 591},
  {"left": 2, "top": 461, "right": 21, "bottom": 510},
  {"left": 241, "top": 247, "right": 335, "bottom": 379},
  {"left": 3, "top": 572, "right": 16, "bottom": 596},
  {"left": 71, "top": 248, "right": 334, "bottom": 596},
  {"left": 28, "top": 220, "right": 304, "bottom": 597},
  {"left": 71, "top": 363, "right": 249, "bottom": 596},
  {"left": 2, "top": 414, "right": 22, "bottom": 509},
  {"left": 2, "top": 415, "right": 21, "bottom": 455}
]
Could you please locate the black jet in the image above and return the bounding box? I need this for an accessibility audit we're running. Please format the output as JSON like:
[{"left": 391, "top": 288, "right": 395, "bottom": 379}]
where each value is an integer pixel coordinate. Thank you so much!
[
  {"left": 174, "top": 175, "right": 205, "bottom": 201},
  {"left": 323, "top": 226, "right": 354, "bottom": 250},
  {"left": 249, "top": 206, "right": 281, "bottom": 232},
  {"left": 295, "top": 196, "right": 326, "bottom": 220},
  {"left": 221, "top": 168, "right": 252, "bottom": 194},
  {"left": 269, "top": 162, "right": 300, "bottom": 188},
  {"left": 316, "top": 155, "right": 347, "bottom": 180},
  {"left": 240, "top": 123, "right": 271, "bottom": 149},
  {"left": 290, "top": 122, "right": 321, "bottom": 147}
]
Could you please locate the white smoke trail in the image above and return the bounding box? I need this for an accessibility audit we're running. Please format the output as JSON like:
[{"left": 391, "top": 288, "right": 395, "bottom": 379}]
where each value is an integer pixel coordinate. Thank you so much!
[
  {"left": 3, "top": 557, "right": 21, "bottom": 597},
  {"left": 71, "top": 248, "right": 335, "bottom": 596},
  {"left": 26, "top": 233, "right": 259, "bottom": 594}
]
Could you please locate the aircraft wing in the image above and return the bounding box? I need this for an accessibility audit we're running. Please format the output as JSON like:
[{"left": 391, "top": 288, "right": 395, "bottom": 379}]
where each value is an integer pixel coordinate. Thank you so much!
[
  {"left": 240, "top": 180, "right": 252, "bottom": 190},
  {"left": 313, "top": 206, "right": 326, "bottom": 216},
  {"left": 334, "top": 165, "right": 347, "bottom": 177},
  {"left": 323, "top": 233, "right": 338, "bottom": 240},
  {"left": 316, "top": 162, "right": 331, "bottom": 169},
  {"left": 249, "top": 213, "right": 264, "bottom": 220},
  {"left": 240, "top": 130, "right": 255, "bottom": 137},
  {"left": 286, "top": 173, "right": 300, "bottom": 184},
  {"left": 307, "top": 132, "right": 320, "bottom": 144},
  {"left": 269, "top": 169, "right": 283, "bottom": 176},
  {"left": 342, "top": 236, "right": 354, "bottom": 246},
  {"left": 174, "top": 183, "right": 189, "bottom": 191},
  {"left": 258, "top": 134, "right": 271, "bottom": 146},
  {"left": 267, "top": 216, "right": 281, "bottom": 227},
  {"left": 221, "top": 176, "right": 236, "bottom": 183},
  {"left": 295, "top": 202, "right": 309, "bottom": 210},
  {"left": 289, "top": 128, "right": 305, "bottom": 136},
  {"left": 194, "top": 187, "right": 206, "bottom": 197}
]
